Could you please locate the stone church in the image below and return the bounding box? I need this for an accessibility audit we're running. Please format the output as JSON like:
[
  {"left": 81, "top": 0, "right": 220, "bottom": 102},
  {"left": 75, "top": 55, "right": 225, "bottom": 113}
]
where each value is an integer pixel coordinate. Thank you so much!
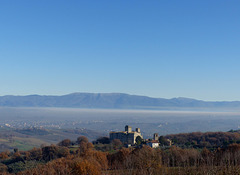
[{"left": 109, "top": 125, "right": 143, "bottom": 145}]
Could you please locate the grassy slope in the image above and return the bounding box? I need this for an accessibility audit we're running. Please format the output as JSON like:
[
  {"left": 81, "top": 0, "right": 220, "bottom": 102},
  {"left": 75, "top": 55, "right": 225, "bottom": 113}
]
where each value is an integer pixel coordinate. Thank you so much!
[{"left": 0, "top": 127, "right": 103, "bottom": 152}]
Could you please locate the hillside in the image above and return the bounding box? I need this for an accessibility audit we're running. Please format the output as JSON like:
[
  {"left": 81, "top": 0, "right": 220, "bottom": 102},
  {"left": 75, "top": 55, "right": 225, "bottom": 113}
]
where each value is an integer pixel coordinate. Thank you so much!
[
  {"left": 2, "top": 131, "right": 240, "bottom": 174},
  {"left": 0, "top": 127, "right": 103, "bottom": 152},
  {"left": 0, "top": 93, "right": 240, "bottom": 109}
]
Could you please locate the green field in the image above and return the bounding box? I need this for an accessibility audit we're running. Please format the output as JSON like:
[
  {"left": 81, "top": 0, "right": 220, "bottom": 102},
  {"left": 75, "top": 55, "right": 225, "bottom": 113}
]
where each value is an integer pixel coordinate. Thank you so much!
[{"left": 0, "top": 127, "right": 103, "bottom": 152}]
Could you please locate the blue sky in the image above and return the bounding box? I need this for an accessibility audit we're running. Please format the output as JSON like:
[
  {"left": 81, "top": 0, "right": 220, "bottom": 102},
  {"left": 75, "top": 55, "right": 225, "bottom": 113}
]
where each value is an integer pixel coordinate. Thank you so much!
[{"left": 0, "top": 0, "right": 240, "bottom": 101}]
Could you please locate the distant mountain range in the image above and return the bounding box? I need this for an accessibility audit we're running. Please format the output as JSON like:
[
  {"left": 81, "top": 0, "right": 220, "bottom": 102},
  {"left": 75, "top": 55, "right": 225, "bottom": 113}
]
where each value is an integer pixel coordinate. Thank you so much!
[{"left": 0, "top": 93, "right": 240, "bottom": 109}]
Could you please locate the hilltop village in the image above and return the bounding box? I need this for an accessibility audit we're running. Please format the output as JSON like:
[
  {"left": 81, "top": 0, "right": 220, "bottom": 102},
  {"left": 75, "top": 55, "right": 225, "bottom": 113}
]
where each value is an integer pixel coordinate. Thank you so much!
[{"left": 109, "top": 125, "right": 172, "bottom": 148}]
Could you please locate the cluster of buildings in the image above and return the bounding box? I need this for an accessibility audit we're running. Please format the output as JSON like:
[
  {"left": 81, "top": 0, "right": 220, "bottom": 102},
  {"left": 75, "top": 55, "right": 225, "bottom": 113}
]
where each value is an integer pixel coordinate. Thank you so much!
[
  {"left": 109, "top": 125, "right": 171, "bottom": 148},
  {"left": 110, "top": 125, "right": 142, "bottom": 145}
]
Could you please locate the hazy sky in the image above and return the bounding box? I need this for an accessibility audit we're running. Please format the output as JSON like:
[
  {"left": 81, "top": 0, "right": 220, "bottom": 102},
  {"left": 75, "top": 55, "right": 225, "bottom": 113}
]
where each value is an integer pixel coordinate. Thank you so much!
[{"left": 0, "top": 1, "right": 240, "bottom": 101}]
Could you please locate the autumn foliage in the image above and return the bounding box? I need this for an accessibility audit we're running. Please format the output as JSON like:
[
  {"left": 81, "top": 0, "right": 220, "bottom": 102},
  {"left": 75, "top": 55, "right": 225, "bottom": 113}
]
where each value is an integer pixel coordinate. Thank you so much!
[{"left": 2, "top": 132, "right": 240, "bottom": 174}]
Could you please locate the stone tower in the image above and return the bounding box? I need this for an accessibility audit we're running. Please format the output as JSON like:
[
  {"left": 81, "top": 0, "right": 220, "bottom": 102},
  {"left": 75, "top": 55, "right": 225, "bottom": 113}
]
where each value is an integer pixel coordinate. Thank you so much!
[
  {"left": 153, "top": 133, "right": 159, "bottom": 141},
  {"left": 136, "top": 128, "right": 140, "bottom": 133},
  {"left": 125, "top": 125, "right": 132, "bottom": 132}
]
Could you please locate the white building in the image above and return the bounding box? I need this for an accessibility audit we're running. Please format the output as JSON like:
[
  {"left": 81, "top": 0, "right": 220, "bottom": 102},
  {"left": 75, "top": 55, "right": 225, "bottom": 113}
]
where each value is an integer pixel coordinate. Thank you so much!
[{"left": 146, "top": 141, "right": 159, "bottom": 148}]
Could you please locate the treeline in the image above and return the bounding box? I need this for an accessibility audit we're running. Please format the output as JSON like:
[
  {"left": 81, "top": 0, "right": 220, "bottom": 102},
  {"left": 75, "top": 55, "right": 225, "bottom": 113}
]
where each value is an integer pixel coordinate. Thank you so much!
[
  {"left": 0, "top": 136, "right": 101, "bottom": 174},
  {"left": 164, "top": 131, "right": 240, "bottom": 148},
  {"left": 2, "top": 132, "right": 240, "bottom": 174}
]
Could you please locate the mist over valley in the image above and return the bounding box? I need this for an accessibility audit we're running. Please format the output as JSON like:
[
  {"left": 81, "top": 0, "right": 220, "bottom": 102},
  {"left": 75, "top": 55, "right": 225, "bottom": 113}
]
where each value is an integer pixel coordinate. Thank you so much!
[{"left": 1, "top": 107, "right": 240, "bottom": 137}]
